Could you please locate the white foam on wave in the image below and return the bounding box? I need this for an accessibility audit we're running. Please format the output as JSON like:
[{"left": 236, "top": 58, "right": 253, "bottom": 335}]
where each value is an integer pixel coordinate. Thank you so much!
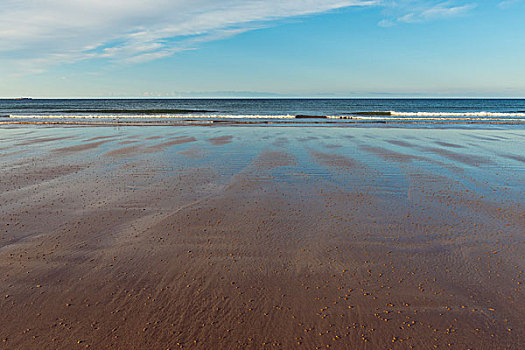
[
  {"left": 327, "top": 111, "right": 525, "bottom": 122},
  {"left": 327, "top": 116, "right": 525, "bottom": 122},
  {"left": 5, "top": 112, "right": 525, "bottom": 123},
  {"left": 390, "top": 111, "right": 525, "bottom": 117}
]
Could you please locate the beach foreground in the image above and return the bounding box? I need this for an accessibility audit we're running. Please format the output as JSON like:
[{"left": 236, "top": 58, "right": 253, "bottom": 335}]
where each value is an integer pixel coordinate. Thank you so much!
[{"left": 1, "top": 125, "right": 524, "bottom": 349}]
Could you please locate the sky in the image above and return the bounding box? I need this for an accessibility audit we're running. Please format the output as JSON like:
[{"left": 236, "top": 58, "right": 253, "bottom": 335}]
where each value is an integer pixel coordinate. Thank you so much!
[{"left": 0, "top": 0, "right": 524, "bottom": 98}]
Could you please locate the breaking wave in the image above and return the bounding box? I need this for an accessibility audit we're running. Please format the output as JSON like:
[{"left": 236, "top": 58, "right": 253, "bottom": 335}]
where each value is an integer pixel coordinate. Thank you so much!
[
  {"left": 3, "top": 111, "right": 525, "bottom": 124},
  {"left": 350, "top": 111, "right": 525, "bottom": 118}
]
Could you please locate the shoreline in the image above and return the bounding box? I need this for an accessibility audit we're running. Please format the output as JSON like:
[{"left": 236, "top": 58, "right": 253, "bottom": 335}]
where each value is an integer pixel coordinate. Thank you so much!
[{"left": 2, "top": 119, "right": 525, "bottom": 127}]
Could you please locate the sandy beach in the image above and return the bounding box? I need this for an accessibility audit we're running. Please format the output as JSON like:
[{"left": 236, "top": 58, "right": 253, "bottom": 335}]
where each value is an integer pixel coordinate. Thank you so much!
[{"left": 1, "top": 125, "right": 524, "bottom": 349}]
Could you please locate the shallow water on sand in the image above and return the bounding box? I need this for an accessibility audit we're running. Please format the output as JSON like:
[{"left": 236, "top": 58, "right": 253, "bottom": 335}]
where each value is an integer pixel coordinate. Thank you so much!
[{"left": 0, "top": 125, "right": 524, "bottom": 349}]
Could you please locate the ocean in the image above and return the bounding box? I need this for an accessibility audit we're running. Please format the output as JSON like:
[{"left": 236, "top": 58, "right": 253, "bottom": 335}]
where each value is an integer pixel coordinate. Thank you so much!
[{"left": 1, "top": 98, "right": 525, "bottom": 127}]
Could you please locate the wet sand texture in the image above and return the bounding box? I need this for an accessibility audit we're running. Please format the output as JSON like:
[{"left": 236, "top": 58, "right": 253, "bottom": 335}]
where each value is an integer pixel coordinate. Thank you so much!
[{"left": 0, "top": 126, "right": 524, "bottom": 349}]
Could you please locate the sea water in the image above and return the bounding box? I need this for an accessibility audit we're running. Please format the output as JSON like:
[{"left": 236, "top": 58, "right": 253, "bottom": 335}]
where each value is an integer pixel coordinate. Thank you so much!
[{"left": 1, "top": 98, "right": 525, "bottom": 127}]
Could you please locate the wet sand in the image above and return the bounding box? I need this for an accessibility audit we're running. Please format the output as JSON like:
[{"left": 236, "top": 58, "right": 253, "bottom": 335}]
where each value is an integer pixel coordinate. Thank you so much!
[{"left": 0, "top": 126, "right": 524, "bottom": 349}]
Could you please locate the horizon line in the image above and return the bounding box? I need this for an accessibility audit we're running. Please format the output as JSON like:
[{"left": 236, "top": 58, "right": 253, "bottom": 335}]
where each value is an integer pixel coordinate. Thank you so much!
[{"left": 2, "top": 96, "right": 525, "bottom": 100}]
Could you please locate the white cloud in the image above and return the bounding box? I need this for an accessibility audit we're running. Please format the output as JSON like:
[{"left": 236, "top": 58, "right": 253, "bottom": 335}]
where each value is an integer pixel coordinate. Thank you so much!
[
  {"left": 379, "top": 1, "right": 476, "bottom": 26},
  {"left": 0, "top": 0, "right": 377, "bottom": 71},
  {"left": 498, "top": 0, "right": 523, "bottom": 9},
  {"left": 0, "top": 0, "right": 479, "bottom": 72}
]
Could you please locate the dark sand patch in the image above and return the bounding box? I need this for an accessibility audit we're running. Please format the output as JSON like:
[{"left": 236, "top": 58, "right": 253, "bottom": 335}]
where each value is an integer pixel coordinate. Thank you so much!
[
  {"left": 311, "top": 150, "right": 355, "bottom": 169},
  {"left": 177, "top": 147, "right": 205, "bottom": 159},
  {"left": 0, "top": 149, "right": 29, "bottom": 158},
  {"left": 464, "top": 134, "right": 501, "bottom": 142},
  {"left": 55, "top": 140, "right": 112, "bottom": 153},
  {"left": 104, "top": 145, "right": 143, "bottom": 157},
  {"left": 387, "top": 140, "right": 415, "bottom": 148},
  {"left": 0, "top": 163, "right": 87, "bottom": 192},
  {"left": 85, "top": 135, "right": 116, "bottom": 142},
  {"left": 500, "top": 153, "right": 525, "bottom": 163},
  {"left": 148, "top": 136, "right": 197, "bottom": 150},
  {"left": 104, "top": 137, "right": 197, "bottom": 156},
  {"left": 421, "top": 146, "right": 494, "bottom": 166},
  {"left": 208, "top": 135, "right": 233, "bottom": 145},
  {"left": 271, "top": 137, "right": 289, "bottom": 147},
  {"left": 323, "top": 143, "right": 342, "bottom": 149},
  {"left": 16, "top": 136, "right": 73, "bottom": 146},
  {"left": 118, "top": 140, "right": 139, "bottom": 145},
  {"left": 435, "top": 141, "right": 465, "bottom": 149},
  {"left": 251, "top": 150, "right": 297, "bottom": 170},
  {"left": 298, "top": 136, "right": 319, "bottom": 142},
  {"left": 361, "top": 145, "right": 427, "bottom": 163}
]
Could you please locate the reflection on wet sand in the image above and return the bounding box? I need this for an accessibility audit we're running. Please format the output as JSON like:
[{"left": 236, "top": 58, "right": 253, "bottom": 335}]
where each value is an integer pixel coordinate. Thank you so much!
[{"left": 0, "top": 126, "right": 524, "bottom": 349}]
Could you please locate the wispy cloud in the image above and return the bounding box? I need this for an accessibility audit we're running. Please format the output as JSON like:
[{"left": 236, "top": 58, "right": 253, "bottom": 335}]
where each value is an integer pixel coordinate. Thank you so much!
[
  {"left": 498, "top": 0, "right": 524, "bottom": 9},
  {"left": 0, "top": 0, "right": 377, "bottom": 71},
  {"left": 379, "top": 1, "right": 476, "bottom": 27},
  {"left": 0, "top": 0, "right": 480, "bottom": 72}
]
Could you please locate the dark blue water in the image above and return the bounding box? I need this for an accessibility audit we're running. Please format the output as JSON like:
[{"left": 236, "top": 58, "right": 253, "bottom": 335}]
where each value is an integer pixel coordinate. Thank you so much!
[
  {"left": 1, "top": 99, "right": 525, "bottom": 126},
  {"left": 2, "top": 98, "right": 525, "bottom": 115}
]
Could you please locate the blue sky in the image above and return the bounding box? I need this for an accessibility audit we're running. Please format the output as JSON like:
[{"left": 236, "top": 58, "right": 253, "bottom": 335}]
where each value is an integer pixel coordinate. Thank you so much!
[{"left": 1, "top": 0, "right": 524, "bottom": 98}]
